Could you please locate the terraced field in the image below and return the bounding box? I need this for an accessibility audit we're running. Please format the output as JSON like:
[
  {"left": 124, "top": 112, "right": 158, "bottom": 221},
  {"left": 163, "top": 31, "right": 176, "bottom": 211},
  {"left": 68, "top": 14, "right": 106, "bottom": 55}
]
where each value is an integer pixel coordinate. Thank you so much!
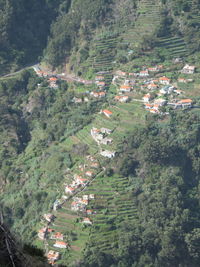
[
  {"left": 122, "top": 0, "right": 162, "bottom": 48},
  {"left": 82, "top": 174, "right": 138, "bottom": 253},
  {"left": 157, "top": 36, "right": 188, "bottom": 57}
]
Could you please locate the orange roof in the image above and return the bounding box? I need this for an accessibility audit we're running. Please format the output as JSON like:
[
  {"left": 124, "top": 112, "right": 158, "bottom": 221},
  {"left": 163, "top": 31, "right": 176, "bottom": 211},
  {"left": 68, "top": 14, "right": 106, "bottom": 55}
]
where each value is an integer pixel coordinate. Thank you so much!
[
  {"left": 99, "top": 92, "right": 106, "bottom": 96},
  {"left": 103, "top": 109, "right": 112, "bottom": 115},
  {"left": 55, "top": 241, "right": 67, "bottom": 246},
  {"left": 115, "top": 96, "right": 121, "bottom": 100},
  {"left": 49, "top": 77, "right": 57, "bottom": 81},
  {"left": 53, "top": 232, "right": 63, "bottom": 238},
  {"left": 160, "top": 76, "right": 170, "bottom": 81},
  {"left": 179, "top": 99, "right": 192, "bottom": 103},
  {"left": 120, "top": 85, "right": 131, "bottom": 89},
  {"left": 145, "top": 104, "right": 153, "bottom": 107},
  {"left": 66, "top": 186, "right": 75, "bottom": 191}
]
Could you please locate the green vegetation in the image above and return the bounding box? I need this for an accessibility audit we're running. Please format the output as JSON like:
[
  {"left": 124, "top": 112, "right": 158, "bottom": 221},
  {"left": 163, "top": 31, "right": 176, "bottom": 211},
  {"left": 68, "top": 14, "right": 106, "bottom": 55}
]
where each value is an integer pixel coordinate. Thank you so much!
[{"left": 1, "top": 0, "right": 200, "bottom": 266}]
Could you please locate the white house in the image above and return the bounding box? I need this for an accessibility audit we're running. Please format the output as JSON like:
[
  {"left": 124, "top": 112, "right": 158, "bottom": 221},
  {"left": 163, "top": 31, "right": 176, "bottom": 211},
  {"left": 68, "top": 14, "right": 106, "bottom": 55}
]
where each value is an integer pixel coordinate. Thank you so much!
[
  {"left": 100, "top": 150, "right": 115, "bottom": 158},
  {"left": 182, "top": 64, "right": 195, "bottom": 74},
  {"left": 159, "top": 77, "right": 171, "bottom": 85},
  {"left": 53, "top": 241, "right": 68, "bottom": 249}
]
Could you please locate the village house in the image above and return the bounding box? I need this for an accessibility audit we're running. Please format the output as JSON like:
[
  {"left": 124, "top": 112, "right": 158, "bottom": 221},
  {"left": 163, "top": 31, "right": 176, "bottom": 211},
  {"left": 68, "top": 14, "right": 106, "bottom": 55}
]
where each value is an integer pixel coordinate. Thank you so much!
[
  {"left": 149, "top": 107, "right": 159, "bottom": 114},
  {"left": 154, "top": 98, "right": 167, "bottom": 106},
  {"left": 101, "top": 128, "right": 112, "bottom": 134},
  {"left": 96, "top": 81, "right": 106, "bottom": 88},
  {"left": 38, "top": 227, "right": 48, "bottom": 240},
  {"left": 65, "top": 186, "right": 76, "bottom": 194},
  {"left": 148, "top": 67, "right": 158, "bottom": 72},
  {"left": 86, "top": 209, "right": 93, "bottom": 215},
  {"left": 115, "top": 95, "right": 129, "bottom": 103},
  {"left": 95, "top": 75, "right": 104, "bottom": 81},
  {"left": 53, "top": 241, "right": 68, "bottom": 249},
  {"left": 116, "top": 70, "right": 127, "bottom": 77},
  {"left": 83, "top": 195, "right": 89, "bottom": 200},
  {"left": 139, "top": 70, "right": 149, "bottom": 77},
  {"left": 75, "top": 176, "right": 88, "bottom": 186},
  {"left": 119, "top": 85, "right": 132, "bottom": 93},
  {"left": 89, "top": 194, "right": 95, "bottom": 199},
  {"left": 178, "top": 99, "right": 193, "bottom": 108},
  {"left": 147, "top": 83, "right": 158, "bottom": 90},
  {"left": 48, "top": 77, "right": 58, "bottom": 89},
  {"left": 90, "top": 162, "right": 99, "bottom": 169},
  {"left": 178, "top": 78, "right": 187, "bottom": 83},
  {"left": 85, "top": 171, "right": 94, "bottom": 178},
  {"left": 44, "top": 214, "right": 55, "bottom": 223},
  {"left": 144, "top": 103, "right": 153, "bottom": 110},
  {"left": 101, "top": 109, "right": 113, "bottom": 118},
  {"left": 82, "top": 217, "right": 93, "bottom": 225},
  {"left": 100, "top": 137, "right": 113, "bottom": 145},
  {"left": 100, "top": 150, "right": 115, "bottom": 158},
  {"left": 182, "top": 64, "right": 196, "bottom": 74},
  {"left": 174, "top": 89, "right": 183, "bottom": 95},
  {"left": 160, "top": 85, "right": 174, "bottom": 95},
  {"left": 90, "top": 91, "right": 106, "bottom": 98},
  {"left": 51, "top": 232, "right": 64, "bottom": 240},
  {"left": 47, "top": 250, "right": 60, "bottom": 265},
  {"left": 73, "top": 97, "right": 82, "bottom": 104},
  {"left": 159, "top": 77, "right": 171, "bottom": 85},
  {"left": 143, "top": 94, "right": 152, "bottom": 103}
]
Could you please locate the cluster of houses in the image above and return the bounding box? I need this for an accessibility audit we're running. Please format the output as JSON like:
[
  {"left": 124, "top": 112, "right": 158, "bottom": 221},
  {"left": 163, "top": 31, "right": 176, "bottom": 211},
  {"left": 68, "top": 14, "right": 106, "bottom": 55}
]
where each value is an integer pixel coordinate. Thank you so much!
[
  {"left": 91, "top": 127, "right": 113, "bottom": 145},
  {"left": 112, "top": 63, "right": 196, "bottom": 115}
]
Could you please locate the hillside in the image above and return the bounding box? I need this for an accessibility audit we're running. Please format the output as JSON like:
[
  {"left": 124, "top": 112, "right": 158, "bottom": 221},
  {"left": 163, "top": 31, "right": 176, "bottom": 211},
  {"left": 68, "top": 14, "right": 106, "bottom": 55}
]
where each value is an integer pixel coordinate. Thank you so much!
[{"left": 1, "top": 1, "right": 200, "bottom": 267}]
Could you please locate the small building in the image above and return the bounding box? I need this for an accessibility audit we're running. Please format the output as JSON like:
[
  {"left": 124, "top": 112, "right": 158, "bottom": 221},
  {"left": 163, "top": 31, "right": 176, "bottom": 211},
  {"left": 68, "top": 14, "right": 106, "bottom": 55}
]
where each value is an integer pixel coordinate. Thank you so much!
[
  {"left": 82, "top": 217, "right": 93, "bottom": 225},
  {"left": 160, "top": 85, "right": 174, "bottom": 95},
  {"left": 159, "top": 76, "right": 171, "bottom": 85},
  {"left": 85, "top": 171, "right": 94, "bottom": 178},
  {"left": 75, "top": 176, "right": 88, "bottom": 185},
  {"left": 178, "top": 99, "right": 193, "bottom": 107},
  {"left": 139, "top": 70, "right": 149, "bottom": 77},
  {"left": 101, "top": 128, "right": 112, "bottom": 134},
  {"left": 51, "top": 232, "right": 64, "bottom": 240},
  {"left": 90, "top": 162, "right": 99, "bottom": 169},
  {"left": 178, "top": 78, "right": 187, "bottom": 83},
  {"left": 47, "top": 250, "right": 60, "bottom": 265},
  {"left": 73, "top": 97, "right": 82, "bottom": 104},
  {"left": 89, "top": 194, "right": 95, "bottom": 199},
  {"left": 115, "top": 95, "right": 129, "bottom": 103},
  {"left": 154, "top": 98, "right": 167, "bottom": 106},
  {"left": 100, "top": 150, "right": 115, "bottom": 158},
  {"left": 182, "top": 64, "right": 195, "bottom": 74},
  {"left": 148, "top": 67, "right": 158, "bottom": 72},
  {"left": 86, "top": 209, "right": 93, "bottom": 215},
  {"left": 143, "top": 94, "right": 152, "bottom": 103},
  {"left": 147, "top": 83, "right": 158, "bottom": 90},
  {"left": 44, "top": 214, "right": 55, "bottom": 223},
  {"left": 144, "top": 103, "right": 153, "bottom": 110},
  {"left": 96, "top": 81, "right": 106, "bottom": 88},
  {"left": 119, "top": 85, "right": 132, "bottom": 93},
  {"left": 101, "top": 109, "right": 113, "bottom": 118},
  {"left": 116, "top": 70, "right": 127, "bottom": 76},
  {"left": 100, "top": 138, "right": 113, "bottom": 145},
  {"left": 53, "top": 241, "right": 68, "bottom": 249},
  {"left": 95, "top": 75, "right": 104, "bottom": 81},
  {"left": 38, "top": 227, "right": 48, "bottom": 240},
  {"left": 65, "top": 186, "right": 76, "bottom": 194}
]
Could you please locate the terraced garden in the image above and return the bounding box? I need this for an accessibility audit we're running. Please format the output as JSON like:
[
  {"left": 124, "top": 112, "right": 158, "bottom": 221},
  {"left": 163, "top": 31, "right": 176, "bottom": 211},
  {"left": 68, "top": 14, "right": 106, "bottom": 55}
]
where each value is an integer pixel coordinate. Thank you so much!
[
  {"left": 122, "top": 0, "right": 162, "bottom": 48},
  {"left": 157, "top": 36, "right": 188, "bottom": 57}
]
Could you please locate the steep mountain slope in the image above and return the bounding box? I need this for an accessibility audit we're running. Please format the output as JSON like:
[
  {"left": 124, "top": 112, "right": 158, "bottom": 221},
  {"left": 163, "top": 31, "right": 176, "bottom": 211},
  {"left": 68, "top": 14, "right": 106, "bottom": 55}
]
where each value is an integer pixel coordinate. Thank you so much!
[{"left": 1, "top": 1, "right": 200, "bottom": 267}]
